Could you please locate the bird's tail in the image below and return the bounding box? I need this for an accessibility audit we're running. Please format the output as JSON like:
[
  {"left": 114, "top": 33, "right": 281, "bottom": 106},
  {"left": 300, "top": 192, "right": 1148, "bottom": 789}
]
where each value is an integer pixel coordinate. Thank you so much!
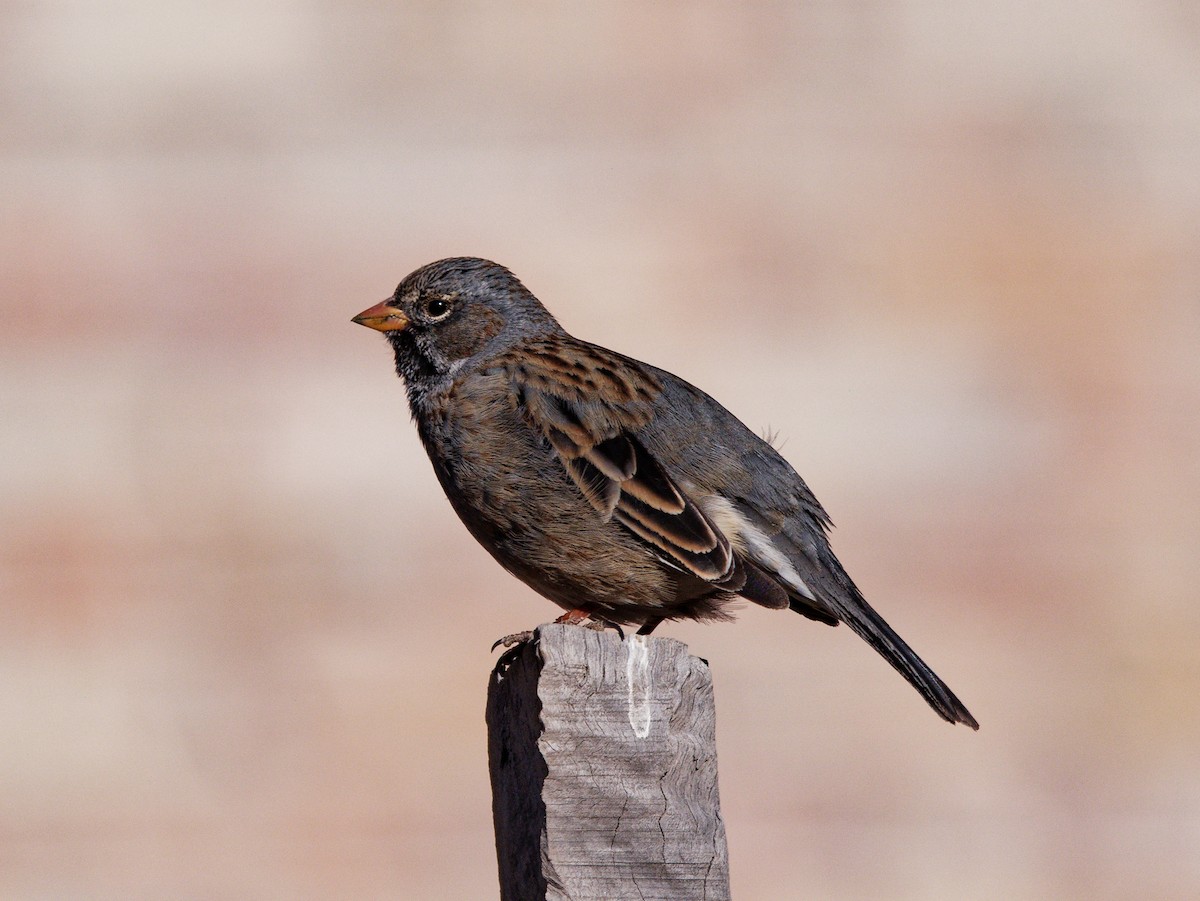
[{"left": 795, "top": 555, "right": 978, "bottom": 729}]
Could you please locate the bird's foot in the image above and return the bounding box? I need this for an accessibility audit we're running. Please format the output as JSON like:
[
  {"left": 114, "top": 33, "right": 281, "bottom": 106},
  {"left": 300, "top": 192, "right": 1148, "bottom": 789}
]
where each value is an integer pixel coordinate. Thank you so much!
[
  {"left": 555, "top": 607, "right": 624, "bottom": 639},
  {"left": 491, "top": 609, "right": 626, "bottom": 652},
  {"left": 582, "top": 618, "right": 625, "bottom": 639},
  {"left": 490, "top": 630, "right": 535, "bottom": 652}
]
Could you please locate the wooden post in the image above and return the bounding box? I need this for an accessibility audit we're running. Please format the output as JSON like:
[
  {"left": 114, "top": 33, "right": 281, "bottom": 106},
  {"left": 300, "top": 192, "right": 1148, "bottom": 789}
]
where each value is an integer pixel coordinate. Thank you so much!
[{"left": 487, "top": 623, "right": 731, "bottom": 901}]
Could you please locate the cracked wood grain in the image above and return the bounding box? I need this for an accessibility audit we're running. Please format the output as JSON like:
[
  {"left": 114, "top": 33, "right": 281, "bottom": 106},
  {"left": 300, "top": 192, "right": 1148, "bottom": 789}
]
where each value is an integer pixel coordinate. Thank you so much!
[{"left": 487, "top": 623, "right": 731, "bottom": 900}]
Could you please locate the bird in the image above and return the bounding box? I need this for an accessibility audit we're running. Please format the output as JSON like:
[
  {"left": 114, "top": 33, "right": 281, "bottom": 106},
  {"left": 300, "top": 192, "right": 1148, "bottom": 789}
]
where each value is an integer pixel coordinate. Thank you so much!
[{"left": 353, "top": 257, "right": 978, "bottom": 729}]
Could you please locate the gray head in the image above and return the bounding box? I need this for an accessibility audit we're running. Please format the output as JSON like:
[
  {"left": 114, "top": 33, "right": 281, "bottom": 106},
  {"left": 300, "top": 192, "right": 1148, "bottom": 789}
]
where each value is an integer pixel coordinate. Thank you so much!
[{"left": 353, "top": 257, "right": 563, "bottom": 389}]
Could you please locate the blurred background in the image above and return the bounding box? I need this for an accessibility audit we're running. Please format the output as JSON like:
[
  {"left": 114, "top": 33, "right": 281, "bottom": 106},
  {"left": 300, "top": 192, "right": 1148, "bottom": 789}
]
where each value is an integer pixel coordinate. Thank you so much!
[{"left": 3, "top": 2, "right": 1198, "bottom": 899}]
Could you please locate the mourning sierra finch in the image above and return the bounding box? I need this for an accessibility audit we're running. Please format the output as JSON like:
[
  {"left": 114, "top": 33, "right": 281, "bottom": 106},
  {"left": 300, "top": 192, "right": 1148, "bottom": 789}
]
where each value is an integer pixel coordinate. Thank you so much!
[{"left": 353, "top": 257, "right": 977, "bottom": 728}]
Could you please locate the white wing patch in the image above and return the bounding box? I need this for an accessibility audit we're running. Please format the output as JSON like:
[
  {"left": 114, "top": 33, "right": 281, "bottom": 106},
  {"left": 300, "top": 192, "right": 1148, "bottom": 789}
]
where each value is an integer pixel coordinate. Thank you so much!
[{"left": 692, "top": 490, "right": 818, "bottom": 602}]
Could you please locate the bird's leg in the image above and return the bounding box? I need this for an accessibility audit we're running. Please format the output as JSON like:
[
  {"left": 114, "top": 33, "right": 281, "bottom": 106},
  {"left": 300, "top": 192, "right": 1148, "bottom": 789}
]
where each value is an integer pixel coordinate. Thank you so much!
[
  {"left": 636, "top": 616, "right": 664, "bottom": 635},
  {"left": 491, "top": 607, "right": 595, "bottom": 652},
  {"left": 492, "top": 607, "right": 629, "bottom": 652},
  {"left": 555, "top": 606, "right": 625, "bottom": 639},
  {"left": 554, "top": 607, "right": 593, "bottom": 626}
]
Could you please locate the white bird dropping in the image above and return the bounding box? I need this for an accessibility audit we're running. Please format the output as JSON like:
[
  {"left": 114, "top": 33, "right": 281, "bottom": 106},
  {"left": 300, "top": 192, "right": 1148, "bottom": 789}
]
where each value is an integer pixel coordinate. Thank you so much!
[{"left": 626, "top": 634, "right": 652, "bottom": 738}]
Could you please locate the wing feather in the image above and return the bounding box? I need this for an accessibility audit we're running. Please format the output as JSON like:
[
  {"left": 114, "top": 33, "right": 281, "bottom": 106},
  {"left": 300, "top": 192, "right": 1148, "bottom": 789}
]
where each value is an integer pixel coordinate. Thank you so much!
[{"left": 503, "top": 339, "right": 736, "bottom": 584}]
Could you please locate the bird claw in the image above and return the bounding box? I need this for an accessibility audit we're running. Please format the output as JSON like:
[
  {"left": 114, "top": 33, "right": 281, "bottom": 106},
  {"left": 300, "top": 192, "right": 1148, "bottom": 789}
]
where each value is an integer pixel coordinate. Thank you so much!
[
  {"left": 491, "top": 630, "right": 535, "bottom": 652},
  {"left": 583, "top": 618, "right": 625, "bottom": 639},
  {"left": 490, "top": 617, "right": 625, "bottom": 652}
]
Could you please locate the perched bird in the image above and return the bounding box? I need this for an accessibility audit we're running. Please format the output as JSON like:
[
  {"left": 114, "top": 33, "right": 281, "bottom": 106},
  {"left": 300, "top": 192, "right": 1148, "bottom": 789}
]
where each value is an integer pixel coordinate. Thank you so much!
[{"left": 353, "top": 257, "right": 977, "bottom": 728}]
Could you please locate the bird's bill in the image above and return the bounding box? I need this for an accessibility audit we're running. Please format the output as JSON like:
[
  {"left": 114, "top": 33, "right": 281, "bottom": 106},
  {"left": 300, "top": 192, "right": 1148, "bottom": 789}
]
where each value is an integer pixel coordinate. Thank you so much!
[{"left": 352, "top": 301, "right": 410, "bottom": 332}]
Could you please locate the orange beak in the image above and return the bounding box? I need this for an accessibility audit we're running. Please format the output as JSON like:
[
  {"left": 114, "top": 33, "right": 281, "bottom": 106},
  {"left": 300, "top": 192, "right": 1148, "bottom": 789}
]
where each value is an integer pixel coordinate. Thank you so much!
[{"left": 352, "top": 300, "right": 410, "bottom": 332}]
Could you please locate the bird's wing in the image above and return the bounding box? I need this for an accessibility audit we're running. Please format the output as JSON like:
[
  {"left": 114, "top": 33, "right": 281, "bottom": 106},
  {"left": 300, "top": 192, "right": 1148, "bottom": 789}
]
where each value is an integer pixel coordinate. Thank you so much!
[{"left": 499, "top": 338, "right": 737, "bottom": 583}]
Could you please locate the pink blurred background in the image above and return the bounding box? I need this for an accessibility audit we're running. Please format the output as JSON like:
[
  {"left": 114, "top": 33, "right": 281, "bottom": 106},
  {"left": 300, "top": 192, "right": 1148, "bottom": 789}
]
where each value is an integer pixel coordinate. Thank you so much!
[{"left": 3, "top": 3, "right": 1198, "bottom": 899}]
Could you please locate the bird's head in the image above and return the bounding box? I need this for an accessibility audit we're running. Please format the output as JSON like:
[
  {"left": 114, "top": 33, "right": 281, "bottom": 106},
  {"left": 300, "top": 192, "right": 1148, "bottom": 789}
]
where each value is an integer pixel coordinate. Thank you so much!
[{"left": 353, "top": 257, "right": 561, "bottom": 387}]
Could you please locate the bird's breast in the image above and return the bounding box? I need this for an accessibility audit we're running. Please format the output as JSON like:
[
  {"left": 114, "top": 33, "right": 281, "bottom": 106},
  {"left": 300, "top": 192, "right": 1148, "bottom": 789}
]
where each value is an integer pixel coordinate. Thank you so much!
[
  {"left": 417, "top": 371, "right": 556, "bottom": 531},
  {"left": 411, "top": 370, "right": 679, "bottom": 614}
]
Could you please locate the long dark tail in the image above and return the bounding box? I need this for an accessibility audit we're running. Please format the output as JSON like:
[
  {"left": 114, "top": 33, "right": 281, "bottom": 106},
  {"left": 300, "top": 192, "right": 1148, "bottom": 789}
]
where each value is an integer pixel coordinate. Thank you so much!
[{"left": 793, "top": 557, "right": 978, "bottom": 729}]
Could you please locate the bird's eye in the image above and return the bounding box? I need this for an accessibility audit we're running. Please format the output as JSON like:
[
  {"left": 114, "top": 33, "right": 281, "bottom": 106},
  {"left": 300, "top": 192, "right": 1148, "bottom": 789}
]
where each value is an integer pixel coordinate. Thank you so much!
[{"left": 424, "top": 297, "right": 452, "bottom": 320}]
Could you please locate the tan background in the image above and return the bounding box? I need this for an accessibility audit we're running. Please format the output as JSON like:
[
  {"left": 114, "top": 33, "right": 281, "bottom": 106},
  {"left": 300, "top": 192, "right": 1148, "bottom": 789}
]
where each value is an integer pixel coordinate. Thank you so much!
[{"left": 3, "top": 3, "right": 1198, "bottom": 899}]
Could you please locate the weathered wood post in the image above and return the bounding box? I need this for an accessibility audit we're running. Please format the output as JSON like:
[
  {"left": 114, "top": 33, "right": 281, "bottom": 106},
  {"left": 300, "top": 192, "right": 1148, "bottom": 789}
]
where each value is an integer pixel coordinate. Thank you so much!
[{"left": 487, "top": 623, "right": 731, "bottom": 900}]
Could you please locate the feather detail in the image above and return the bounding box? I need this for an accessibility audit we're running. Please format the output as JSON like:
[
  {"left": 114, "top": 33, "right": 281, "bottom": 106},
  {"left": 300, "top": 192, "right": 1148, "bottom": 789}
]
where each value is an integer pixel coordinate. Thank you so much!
[
  {"left": 503, "top": 338, "right": 736, "bottom": 583},
  {"left": 586, "top": 435, "right": 637, "bottom": 481}
]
